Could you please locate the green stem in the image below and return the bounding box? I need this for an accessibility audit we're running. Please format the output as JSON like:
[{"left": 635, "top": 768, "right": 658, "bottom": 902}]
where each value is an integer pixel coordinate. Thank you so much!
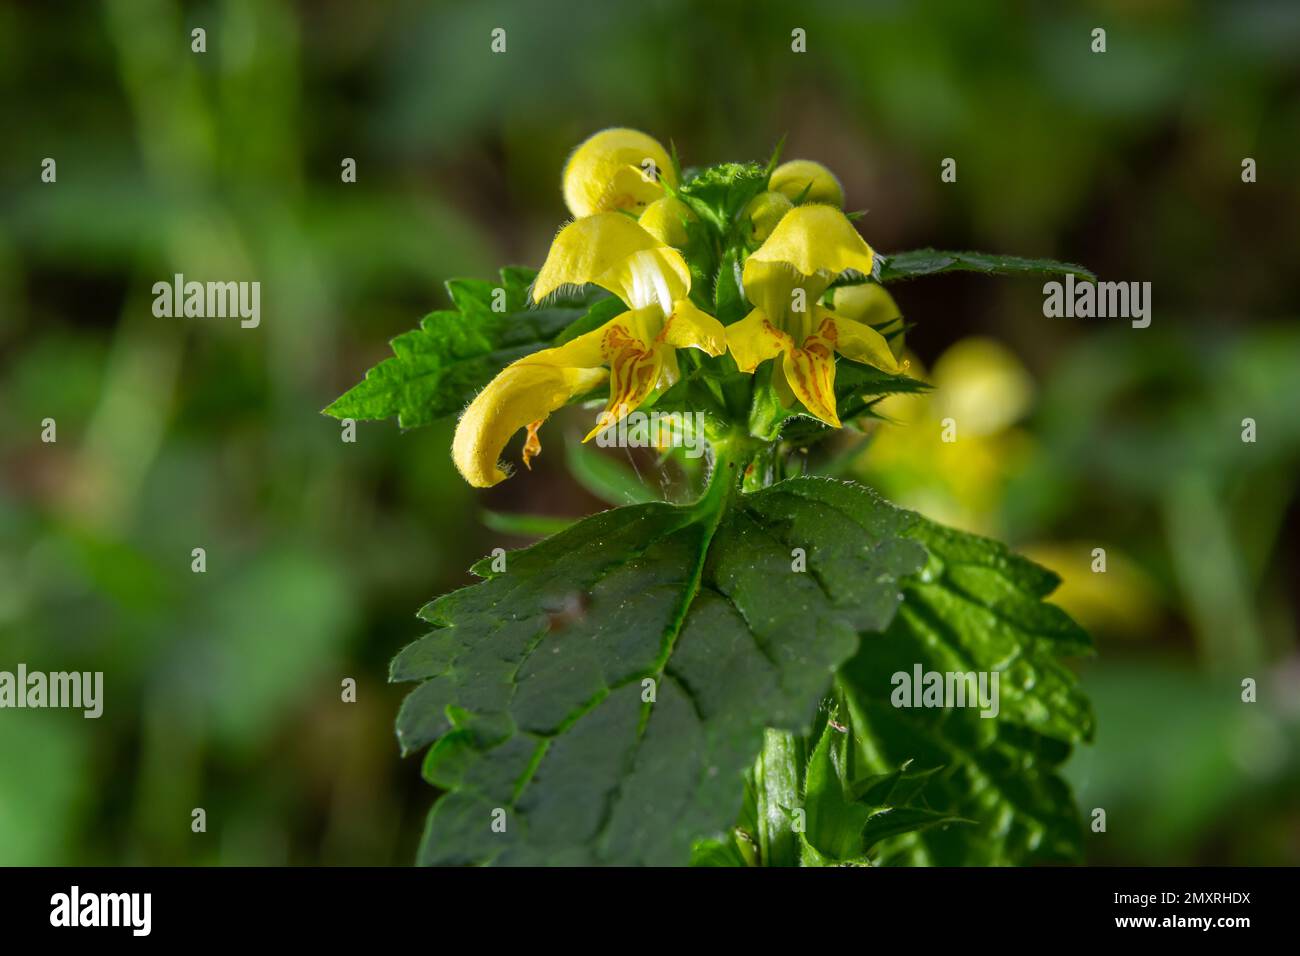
[
  {"left": 703, "top": 434, "right": 805, "bottom": 866},
  {"left": 755, "top": 728, "right": 803, "bottom": 866},
  {"left": 694, "top": 433, "right": 756, "bottom": 515}
]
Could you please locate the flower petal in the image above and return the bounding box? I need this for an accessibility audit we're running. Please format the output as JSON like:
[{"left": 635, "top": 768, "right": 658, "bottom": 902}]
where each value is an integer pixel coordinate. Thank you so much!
[
  {"left": 522, "top": 321, "right": 612, "bottom": 370},
  {"left": 769, "top": 159, "right": 844, "bottom": 208},
  {"left": 829, "top": 282, "right": 901, "bottom": 326},
  {"left": 743, "top": 204, "right": 874, "bottom": 282},
  {"left": 738, "top": 258, "right": 827, "bottom": 323},
  {"left": 585, "top": 326, "right": 662, "bottom": 441},
  {"left": 781, "top": 334, "right": 841, "bottom": 427},
  {"left": 659, "top": 298, "right": 726, "bottom": 356},
  {"left": 830, "top": 282, "right": 905, "bottom": 358},
  {"left": 532, "top": 213, "right": 665, "bottom": 302},
  {"left": 453, "top": 362, "right": 608, "bottom": 487},
  {"left": 825, "top": 312, "right": 901, "bottom": 373},
  {"left": 638, "top": 196, "right": 695, "bottom": 248},
  {"left": 597, "top": 247, "right": 692, "bottom": 313},
  {"left": 725, "top": 308, "right": 792, "bottom": 373},
  {"left": 562, "top": 128, "right": 675, "bottom": 219},
  {"left": 741, "top": 190, "right": 794, "bottom": 244}
]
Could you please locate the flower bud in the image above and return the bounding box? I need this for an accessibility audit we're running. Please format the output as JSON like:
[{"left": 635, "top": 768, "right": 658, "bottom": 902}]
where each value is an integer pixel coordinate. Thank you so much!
[
  {"left": 769, "top": 159, "right": 844, "bottom": 208},
  {"left": 741, "top": 190, "right": 793, "bottom": 244},
  {"left": 562, "top": 128, "right": 676, "bottom": 219},
  {"left": 638, "top": 196, "right": 696, "bottom": 248}
]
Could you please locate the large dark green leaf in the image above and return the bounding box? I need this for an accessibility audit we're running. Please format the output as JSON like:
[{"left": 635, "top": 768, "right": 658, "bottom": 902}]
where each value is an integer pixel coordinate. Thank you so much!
[
  {"left": 392, "top": 474, "right": 928, "bottom": 865},
  {"left": 323, "top": 267, "right": 616, "bottom": 428},
  {"left": 839, "top": 514, "right": 1095, "bottom": 865},
  {"left": 875, "top": 249, "right": 1096, "bottom": 284},
  {"left": 393, "top": 475, "right": 1092, "bottom": 865}
]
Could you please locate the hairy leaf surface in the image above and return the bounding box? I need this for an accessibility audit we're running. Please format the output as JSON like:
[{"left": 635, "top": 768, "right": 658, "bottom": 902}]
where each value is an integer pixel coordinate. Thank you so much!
[
  {"left": 393, "top": 476, "right": 1092, "bottom": 866},
  {"left": 393, "top": 475, "right": 925, "bottom": 865}
]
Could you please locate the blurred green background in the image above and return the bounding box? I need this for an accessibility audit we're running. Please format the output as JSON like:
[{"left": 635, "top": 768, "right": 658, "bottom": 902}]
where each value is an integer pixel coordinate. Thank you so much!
[{"left": 2, "top": 0, "right": 1298, "bottom": 865}]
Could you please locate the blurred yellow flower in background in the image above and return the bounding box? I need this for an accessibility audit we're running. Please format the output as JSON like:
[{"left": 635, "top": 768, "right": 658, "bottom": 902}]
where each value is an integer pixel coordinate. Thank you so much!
[
  {"left": 856, "top": 337, "right": 1035, "bottom": 535},
  {"left": 857, "top": 337, "right": 1160, "bottom": 635}
]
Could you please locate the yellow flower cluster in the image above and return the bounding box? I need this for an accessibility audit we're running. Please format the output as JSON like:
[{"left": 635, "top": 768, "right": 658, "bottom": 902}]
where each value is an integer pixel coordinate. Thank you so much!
[{"left": 453, "top": 128, "right": 904, "bottom": 487}]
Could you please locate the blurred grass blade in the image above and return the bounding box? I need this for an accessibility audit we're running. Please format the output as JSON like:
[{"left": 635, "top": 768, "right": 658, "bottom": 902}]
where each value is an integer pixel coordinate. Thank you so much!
[
  {"left": 480, "top": 511, "right": 575, "bottom": 537},
  {"left": 565, "top": 438, "right": 659, "bottom": 505}
]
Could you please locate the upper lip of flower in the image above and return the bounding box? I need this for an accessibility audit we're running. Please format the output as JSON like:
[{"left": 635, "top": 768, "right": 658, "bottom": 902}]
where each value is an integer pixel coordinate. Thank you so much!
[
  {"left": 562, "top": 128, "right": 676, "bottom": 219},
  {"left": 725, "top": 204, "right": 901, "bottom": 428},
  {"left": 451, "top": 214, "right": 725, "bottom": 488}
]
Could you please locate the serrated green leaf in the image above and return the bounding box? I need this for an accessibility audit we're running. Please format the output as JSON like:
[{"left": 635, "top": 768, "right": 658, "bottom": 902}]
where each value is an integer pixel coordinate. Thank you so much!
[
  {"left": 875, "top": 249, "right": 1096, "bottom": 284},
  {"left": 849, "top": 761, "right": 942, "bottom": 806},
  {"left": 859, "top": 806, "right": 966, "bottom": 852},
  {"left": 798, "top": 703, "right": 965, "bottom": 865},
  {"left": 839, "top": 513, "right": 1095, "bottom": 865},
  {"left": 801, "top": 719, "right": 873, "bottom": 863},
  {"left": 393, "top": 474, "right": 928, "bottom": 865},
  {"left": 323, "top": 268, "right": 614, "bottom": 429},
  {"left": 393, "top": 473, "right": 1092, "bottom": 866}
]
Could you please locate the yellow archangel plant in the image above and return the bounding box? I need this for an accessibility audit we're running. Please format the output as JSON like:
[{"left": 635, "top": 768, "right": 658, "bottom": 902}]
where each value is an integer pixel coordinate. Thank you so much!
[
  {"left": 327, "top": 126, "right": 1099, "bottom": 869},
  {"left": 451, "top": 213, "right": 725, "bottom": 487},
  {"left": 451, "top": 129, "right": 910, "bottom": 485}
]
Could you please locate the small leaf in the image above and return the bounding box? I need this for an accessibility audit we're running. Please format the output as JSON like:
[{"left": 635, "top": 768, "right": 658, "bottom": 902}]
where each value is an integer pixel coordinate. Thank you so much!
[
  {"left": 849, "top": 762, "right": 942, "bottom": 807},
  {"left": 324, "top": 267, "right": 612, "bottom": 429},
  {"left": 689, "top": 836, "right": 750, "bottom": 867},
  {"left": 874, "top": 249, "right": 1096, "bottom": 284},
  {"left": 802, "top": 719, "right": 873, "bottom": 862},
  {"left": 860, "top": 807, "right": 967, "bottom": 852}
]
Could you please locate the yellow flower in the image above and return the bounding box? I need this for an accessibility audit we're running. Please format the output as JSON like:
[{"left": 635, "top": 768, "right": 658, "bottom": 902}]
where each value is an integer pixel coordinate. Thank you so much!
[
  {"left": 638, "top": 196, "right": 695, "bottom": 248},
  {"left": 725, "top": 205, "right": 900, "bottom": 427},
  {"left": 740, "top": 190, "right": 794, "bottom": 244},
  {"left": 829, "top": 282, "right": 907, "bottom": 359},
  {"left": 769, "top": 159, "right": 844, "bottom": 208},
  {"left": 562, "top": 128, "right": 676, "bottom": 219},
  {"left": 452, "top": 213, "right": 725, "bottom": 487}
]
